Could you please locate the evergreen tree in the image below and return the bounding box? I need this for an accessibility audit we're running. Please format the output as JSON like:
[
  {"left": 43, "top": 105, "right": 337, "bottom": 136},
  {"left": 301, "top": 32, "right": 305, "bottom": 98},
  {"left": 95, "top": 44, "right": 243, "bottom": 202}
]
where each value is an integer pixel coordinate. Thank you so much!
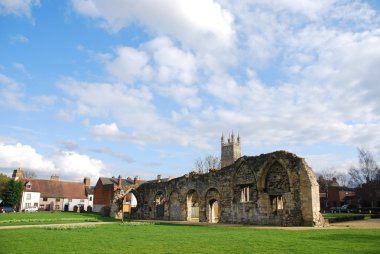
[
  {"left": 2, "top": 179, "right": 23, "bottom": 208},
  {"left": 0, "top": 173, "right": 9, "bottom": 200}
]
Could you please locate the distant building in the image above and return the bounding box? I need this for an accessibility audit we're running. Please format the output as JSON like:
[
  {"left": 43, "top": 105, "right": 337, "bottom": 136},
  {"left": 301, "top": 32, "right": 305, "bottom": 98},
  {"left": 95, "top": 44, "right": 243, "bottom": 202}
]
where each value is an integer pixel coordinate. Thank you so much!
[
  {"left": 13, "top": 169, "right": 93, "bottom": 212},
  {"left": 319, "top": 177, "right": 357, "bottom": 211}
]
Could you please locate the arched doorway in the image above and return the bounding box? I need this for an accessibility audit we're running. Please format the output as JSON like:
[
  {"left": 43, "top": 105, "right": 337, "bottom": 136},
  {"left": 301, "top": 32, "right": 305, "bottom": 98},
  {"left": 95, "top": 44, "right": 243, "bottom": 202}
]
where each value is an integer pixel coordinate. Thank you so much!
[
  {"left": 209, "top": 199, "right": 219, "bottom": 223},
  {"left": 124, "top": 191, "right": 138, "bottom": 218},
  {"left": 154, "top": 191, "right": 165, "bottom": 219},
  {"left": 186, "top": 190, "right": 199, "bottom": 222},
  {"left": 205, "top": 188, "right": 220, "bottom": 223}
]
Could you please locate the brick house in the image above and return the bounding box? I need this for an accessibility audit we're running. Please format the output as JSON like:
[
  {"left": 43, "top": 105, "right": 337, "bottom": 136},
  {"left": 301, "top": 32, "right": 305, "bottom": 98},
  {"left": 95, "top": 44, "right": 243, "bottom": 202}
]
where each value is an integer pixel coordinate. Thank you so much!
[
  {"left": 93, "top": 175, "right": 139, "bottom": 214},
  {"left": 319, "top": 177, "right": 357, "bottom": 211}
]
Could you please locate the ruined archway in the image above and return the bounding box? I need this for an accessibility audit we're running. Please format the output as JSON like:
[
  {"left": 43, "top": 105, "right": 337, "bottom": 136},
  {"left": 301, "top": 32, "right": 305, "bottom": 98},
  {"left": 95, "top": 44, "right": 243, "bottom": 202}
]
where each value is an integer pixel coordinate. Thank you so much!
[
  {"left": 112, "top": 186, "right": 141, "bottom": 219},
  {"left": 154, "top": 191, "right": 166, "bottom": 219},
  {"left": 205, "top": 188, "right": 220, "bottom": 223},
  {"left": 264, "top": 161, "right": 290, "bottom": 215},
  {"left": 186, "top": 189, "right": 200, "bottom": 222},
  {"left": 168, "top": 191, "right": 181, "bottom": 220}
]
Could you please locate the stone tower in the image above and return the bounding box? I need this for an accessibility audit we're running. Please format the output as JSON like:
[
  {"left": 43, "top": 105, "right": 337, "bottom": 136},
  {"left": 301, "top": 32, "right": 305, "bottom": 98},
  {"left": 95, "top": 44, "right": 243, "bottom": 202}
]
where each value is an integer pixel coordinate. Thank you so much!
[{"left": 221, "top": 132, "right": 241, "bottom": 168}]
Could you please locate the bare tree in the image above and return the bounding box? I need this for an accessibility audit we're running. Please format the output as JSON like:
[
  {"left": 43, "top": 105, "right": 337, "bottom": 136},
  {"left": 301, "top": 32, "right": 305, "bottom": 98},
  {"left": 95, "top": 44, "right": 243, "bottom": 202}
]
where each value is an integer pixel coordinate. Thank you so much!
[
  {"left": 194, "top": 155, "right": 220, "bottom": 173},
  {"left": 317, "top": 168, "right": 337, "bottom": 192},
  {"left": 194, "top": 158, "right": 205, "bottom": 173},
  {"left": 348, "top": 148, "right": 379, "bottom": 187},
  {"left": 23, "top": 170, "right": 37, "bottom": 179}
]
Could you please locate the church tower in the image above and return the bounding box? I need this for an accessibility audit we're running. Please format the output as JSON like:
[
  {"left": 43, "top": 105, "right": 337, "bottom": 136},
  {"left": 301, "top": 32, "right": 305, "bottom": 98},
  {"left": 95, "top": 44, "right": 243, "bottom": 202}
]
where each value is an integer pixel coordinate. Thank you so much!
[{"left": 221, "top": 132, "right": 241, "bottom": 168}]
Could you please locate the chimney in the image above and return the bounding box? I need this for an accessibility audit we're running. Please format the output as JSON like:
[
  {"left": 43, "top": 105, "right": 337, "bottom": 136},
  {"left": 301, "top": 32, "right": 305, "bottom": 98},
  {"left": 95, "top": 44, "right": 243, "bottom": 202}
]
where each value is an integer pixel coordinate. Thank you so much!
[
  {"left": 51, "top": 175, "right": 59, "bottom": 181},
  {"left": 83, "top": 177, "right": 90, "bottom": 186},
  {"left": 157, "top": 174, "right": 161, "bottom": 182},
  {"left": 12, "top": 168, "right": 24, "bottom": 180},
  {"left": 134, "top": 176, "right": 139, "bottom": 185},
  {"left": 118, "top": 175, "right": 122, "bottom": 187}
]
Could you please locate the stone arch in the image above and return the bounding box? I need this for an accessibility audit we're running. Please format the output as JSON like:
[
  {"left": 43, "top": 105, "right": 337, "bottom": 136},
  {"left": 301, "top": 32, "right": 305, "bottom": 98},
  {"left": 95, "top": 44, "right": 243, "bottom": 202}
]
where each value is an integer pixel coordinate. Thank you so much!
[
  {"left": 265, "top": 161, "right": 290, "bottom": 195},
  {"left": 154, "top": 190, "right": 166, "bottom": 219},
  {"left": 205, "top": 188, "right": 221, "bottom": 223},
  {"left": 186, "top": 189, "right": 200, "bottom": 222},
  {"left": 168, "top": 190, "right": 182, "bottom": 220},
  {"left": 112, "top": 186, "right": 141, "bottom": 219},
  {"left": 122, "top": 188, "right": 141, "bottom": 219},
  {"left": 259, "top": 161, "right": 291, "bottom": 215},
  {"left": 234, "top": 162, "right": 258, "bottom": 203}
]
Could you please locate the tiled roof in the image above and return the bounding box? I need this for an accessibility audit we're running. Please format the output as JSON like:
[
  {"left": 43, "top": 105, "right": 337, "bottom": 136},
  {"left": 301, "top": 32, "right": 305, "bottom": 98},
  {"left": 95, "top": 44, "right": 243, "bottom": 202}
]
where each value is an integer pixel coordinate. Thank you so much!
[
  {"left": 23, "top": 179, "right": 87, "bottom": 199},
  {"left": 99, "top": 177, "right": 134, "bottom": 186}
]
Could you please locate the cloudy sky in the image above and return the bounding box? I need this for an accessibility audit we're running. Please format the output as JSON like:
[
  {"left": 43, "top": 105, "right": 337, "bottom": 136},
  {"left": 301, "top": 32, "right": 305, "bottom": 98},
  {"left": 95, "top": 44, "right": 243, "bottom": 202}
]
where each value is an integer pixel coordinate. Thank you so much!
[{"left": 1, "top": 0, "right": 380, "bottom": 183}]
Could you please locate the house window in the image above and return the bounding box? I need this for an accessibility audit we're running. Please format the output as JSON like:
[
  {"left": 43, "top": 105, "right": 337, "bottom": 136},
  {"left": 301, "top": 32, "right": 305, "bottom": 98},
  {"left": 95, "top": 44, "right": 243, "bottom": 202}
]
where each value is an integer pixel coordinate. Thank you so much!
[
  {"left": 80, "top": 199, "right": 84, "bottom": 203},
  {"left": 43, "top": 197, "right": 48, "bottom": 202},
  {"left": 241, "top": 186, "right": 250, "bottom": 202},
  {"left": 56, "top": 198, "right": 60, "bottom": 202},
  {"left": 68, "top": 199, "right": 72, "bottom": 202},
  {"left": 26, "top": 184, "right": 31, "bottom": 189},
  {"left": 34, "top": 203, "right": 38, "bottom": 206},
  {"left": 26, "top": 193, "right": 31, "bottom": 200},
  {"left": 55, "top": 205, "right": 60, "bottom": 210},
  {"left": 26, "top": 203, "right": 31, "bottom": 208},
  {"left": 89, "top": 196, "right": 92, "bottom": 201},
  {"left": 39, "top": 204, "right": 45, "bottom": 209}
]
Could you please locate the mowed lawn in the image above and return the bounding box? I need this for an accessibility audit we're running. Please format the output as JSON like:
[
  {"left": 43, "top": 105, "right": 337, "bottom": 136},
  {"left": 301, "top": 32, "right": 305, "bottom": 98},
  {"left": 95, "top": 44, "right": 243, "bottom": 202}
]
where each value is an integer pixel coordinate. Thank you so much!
[
  {"left": 0, "top": 211, "right": 116, "bottom": 226},
  {"left": 1, "top": 222, "right": 380, "bottom": 254}
]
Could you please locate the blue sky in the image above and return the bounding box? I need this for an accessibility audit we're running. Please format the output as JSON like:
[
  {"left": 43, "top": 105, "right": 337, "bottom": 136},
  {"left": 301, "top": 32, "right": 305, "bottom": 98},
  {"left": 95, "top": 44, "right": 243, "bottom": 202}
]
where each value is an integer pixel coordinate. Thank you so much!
[{"left": 0, "top": 0, "right": 380, "bottom": 183}]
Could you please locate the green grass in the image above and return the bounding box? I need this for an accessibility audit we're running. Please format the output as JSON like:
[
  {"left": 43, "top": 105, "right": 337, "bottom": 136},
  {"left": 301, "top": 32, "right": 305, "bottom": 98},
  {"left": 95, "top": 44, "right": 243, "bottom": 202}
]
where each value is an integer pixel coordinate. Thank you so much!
[
  {"left": 1, "top": 223, "right": 380, "bottom": 254},
  {"left": 323, "top": 213, "right": 367, "bottom": 218},
  {"left": 0, "top": 211, "right": 117, "bottom": 226}
]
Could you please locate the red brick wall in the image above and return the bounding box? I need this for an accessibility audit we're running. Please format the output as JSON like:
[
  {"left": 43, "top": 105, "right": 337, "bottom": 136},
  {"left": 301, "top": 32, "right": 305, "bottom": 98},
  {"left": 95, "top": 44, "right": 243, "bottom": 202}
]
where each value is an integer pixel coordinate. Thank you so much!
[{"left": 93, "top": 179, "right": 115, "bottom": 206}]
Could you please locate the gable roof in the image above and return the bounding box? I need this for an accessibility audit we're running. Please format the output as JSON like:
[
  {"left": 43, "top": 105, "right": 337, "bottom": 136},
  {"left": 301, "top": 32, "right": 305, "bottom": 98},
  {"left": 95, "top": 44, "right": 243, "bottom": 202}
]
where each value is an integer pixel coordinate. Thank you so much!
[
  {"left": 23, "top": 179, "right": 87, "bottom": 199},
  {"left": 99, "top": 177, "right": 134, "bottom": 186}
]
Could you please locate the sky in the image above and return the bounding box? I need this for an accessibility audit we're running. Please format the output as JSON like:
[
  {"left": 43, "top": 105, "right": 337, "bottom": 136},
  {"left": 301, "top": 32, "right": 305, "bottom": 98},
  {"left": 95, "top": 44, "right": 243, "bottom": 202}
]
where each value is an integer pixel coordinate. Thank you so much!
[{"left": 0, "top": 0, "right": 380, "bottom": 184}]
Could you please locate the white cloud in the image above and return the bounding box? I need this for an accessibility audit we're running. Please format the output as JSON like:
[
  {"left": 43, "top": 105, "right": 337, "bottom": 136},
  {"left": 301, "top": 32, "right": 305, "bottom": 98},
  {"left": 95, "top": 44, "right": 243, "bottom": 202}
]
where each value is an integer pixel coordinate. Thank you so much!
[
  {"left": 0, "top": 142, "right": 106, "bottom": 182},
  {"left": 9, "top": 34, "right": 29, "bottom": 44},
  {"left": 50, "top": 151, "right": 105, "bottom": 181},
  {"left": 89, "top": 122, "right": 126, "bottom": 140},
  {"left": 146, "top": 37, "right": 197, "bottom": 85},
  {"left": 0, "top": 0, "right": 40, "bottom": 18},
  {"left": 64, "top": 1, "right": 380, "bottom": 162},
  {"left": 71, "top": 0, "right": 235, "bottom": 51},
  {"left": 105, "top": 46, "right": 152, "bottom": 84},
  {"left": 0, "top": 142, "right": 55, "bottom": 171},
  {"left": 0, "top": 73, "right": 56, "bottom": 111},
  {"left": 0, "top": 73, "right": 35, "bottom": 111},
  {"left": 13, "top": 63, "right": 31, "bottom": 79}
]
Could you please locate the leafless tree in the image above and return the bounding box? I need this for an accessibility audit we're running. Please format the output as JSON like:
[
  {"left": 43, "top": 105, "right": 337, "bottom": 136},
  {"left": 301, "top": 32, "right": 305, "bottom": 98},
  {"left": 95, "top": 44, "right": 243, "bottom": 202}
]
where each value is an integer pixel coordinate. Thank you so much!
[
  {"left": 348, "top": 148, "right": 379, "bottom": 187},
  {"left": 23, "top": 170, "right": 37, "bottom": 179},
  {"left": 194, "top": 155, "right": 220, "bottom": 173}
]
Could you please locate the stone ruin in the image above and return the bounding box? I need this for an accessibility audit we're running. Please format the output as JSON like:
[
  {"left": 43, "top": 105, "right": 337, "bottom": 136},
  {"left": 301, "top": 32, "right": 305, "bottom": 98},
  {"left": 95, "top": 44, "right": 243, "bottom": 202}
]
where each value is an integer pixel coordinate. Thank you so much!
[
  {"left": 127, "top": 150, "right": 324, "bottom": 226},
  {"left": 112, "top": 134, "right": 324, "bottom": 226}
]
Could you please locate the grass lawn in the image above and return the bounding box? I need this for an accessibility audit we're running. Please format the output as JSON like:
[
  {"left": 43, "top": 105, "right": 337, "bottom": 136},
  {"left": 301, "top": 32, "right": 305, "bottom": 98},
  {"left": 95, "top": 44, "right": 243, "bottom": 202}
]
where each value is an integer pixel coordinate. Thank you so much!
[
  {"left": 1, "top": 223, "right": 380, "bottom": 254},
  {"left": 0, "top": 212, "right": 117, "bottom": 226},
  {"left": 323, "top": 213, "right": 368, "bottom": 218}
]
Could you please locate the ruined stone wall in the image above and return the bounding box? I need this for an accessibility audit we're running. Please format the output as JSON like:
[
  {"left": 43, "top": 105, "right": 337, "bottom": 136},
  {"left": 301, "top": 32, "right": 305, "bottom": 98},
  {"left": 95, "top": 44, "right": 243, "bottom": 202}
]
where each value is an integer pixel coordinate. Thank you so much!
[{"left": 133, "top": 151, "right": 323, "bottom": 226}]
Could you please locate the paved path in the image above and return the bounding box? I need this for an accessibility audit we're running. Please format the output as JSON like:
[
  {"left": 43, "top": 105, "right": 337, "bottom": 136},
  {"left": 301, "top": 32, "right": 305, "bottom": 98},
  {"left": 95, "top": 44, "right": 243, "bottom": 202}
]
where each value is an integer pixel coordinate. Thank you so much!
[
  {"left": 1, "top": 218, "right": 379, "bottom": 230},
  {"left": 0, "top": 221, "right": 118, "bottom": 230}
]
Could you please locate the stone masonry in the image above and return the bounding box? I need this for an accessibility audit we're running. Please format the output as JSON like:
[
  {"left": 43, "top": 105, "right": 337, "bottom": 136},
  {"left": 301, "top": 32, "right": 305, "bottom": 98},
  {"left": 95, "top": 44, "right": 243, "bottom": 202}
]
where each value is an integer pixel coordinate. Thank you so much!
[{"left": 131, "top": 150, "right": 324, "bottom": 226}]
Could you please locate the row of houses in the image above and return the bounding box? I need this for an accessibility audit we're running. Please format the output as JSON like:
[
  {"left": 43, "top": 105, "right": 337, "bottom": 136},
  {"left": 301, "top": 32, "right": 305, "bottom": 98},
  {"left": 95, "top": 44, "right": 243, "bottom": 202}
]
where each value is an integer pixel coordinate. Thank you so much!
[
  {"left": 319, "top": 177, "right": 380, "bottom": 212},
  {"left": 12, "top": 168, "right": 139, "bottom": 213}
]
